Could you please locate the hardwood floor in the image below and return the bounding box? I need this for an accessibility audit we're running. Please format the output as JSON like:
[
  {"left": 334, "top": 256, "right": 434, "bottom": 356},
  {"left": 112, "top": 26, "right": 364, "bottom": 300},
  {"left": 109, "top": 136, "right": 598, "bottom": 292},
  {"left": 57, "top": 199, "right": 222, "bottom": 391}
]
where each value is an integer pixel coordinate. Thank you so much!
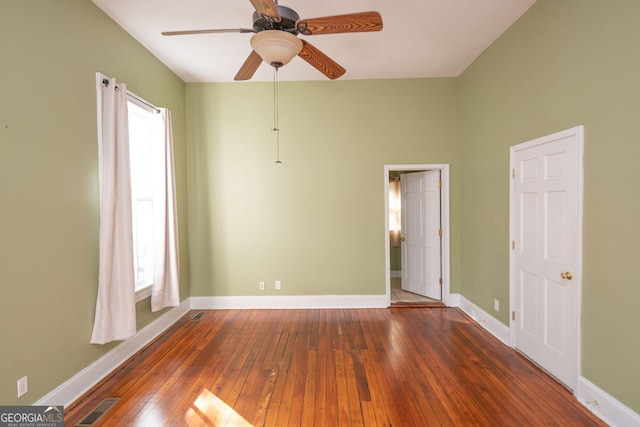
[{"left": 65, "top": 308, "right": 606, "bottom": 426}]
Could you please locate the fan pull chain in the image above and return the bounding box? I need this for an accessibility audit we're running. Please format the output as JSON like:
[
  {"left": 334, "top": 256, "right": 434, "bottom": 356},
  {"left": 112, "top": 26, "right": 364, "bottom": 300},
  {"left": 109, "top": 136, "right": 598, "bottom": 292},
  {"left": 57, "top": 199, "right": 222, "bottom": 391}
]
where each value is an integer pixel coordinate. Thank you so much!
[{"left": 272, "top": 66, "right": 282, "bottom": 164}]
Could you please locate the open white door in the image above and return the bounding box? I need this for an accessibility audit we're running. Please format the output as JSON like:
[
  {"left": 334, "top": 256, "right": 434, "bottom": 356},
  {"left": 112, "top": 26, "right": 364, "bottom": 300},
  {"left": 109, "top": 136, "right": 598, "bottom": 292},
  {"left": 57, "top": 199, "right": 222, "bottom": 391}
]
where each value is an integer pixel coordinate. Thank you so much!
[
  {"left": 400, "top": 171, "right": 442, "bottom": 300},
  {"left": 511, "top": 126, "right": 583, "bottom": 390}
]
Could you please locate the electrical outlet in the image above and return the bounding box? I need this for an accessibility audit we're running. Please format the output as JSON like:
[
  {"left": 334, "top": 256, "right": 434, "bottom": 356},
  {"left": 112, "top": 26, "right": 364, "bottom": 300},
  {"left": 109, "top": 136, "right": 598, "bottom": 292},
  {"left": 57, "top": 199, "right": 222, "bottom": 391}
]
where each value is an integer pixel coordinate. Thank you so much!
[
  {"left": 17, "top": 376, "right": 28, "bottom": 397},
  {"left": 259, "top": 281, "right": 265, "bottom": 291},
  {"left": 494, "top": 299, "right": 500, "bottom": 312},
  {"left": 275, "top": 280, "right": 281, "bottom": 290}
]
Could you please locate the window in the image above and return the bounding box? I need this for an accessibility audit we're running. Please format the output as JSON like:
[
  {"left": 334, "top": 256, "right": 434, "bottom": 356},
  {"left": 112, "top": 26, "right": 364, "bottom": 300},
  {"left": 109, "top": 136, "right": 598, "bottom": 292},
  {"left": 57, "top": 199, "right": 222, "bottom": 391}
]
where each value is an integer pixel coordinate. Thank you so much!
[
  {"left": 93, "top": 73, "right": 180, "bottom": 344},
  {"left": 128, "top": 100, "right": 158, "bottom": 297}
]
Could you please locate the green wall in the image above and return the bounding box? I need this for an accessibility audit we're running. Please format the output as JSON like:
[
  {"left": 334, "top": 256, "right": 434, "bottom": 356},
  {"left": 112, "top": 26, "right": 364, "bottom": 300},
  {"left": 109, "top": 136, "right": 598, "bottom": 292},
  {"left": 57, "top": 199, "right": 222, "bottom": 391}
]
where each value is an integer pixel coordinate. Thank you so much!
[
  {"left": 0, "top": 1, "right": 188, "bottom": 405},
  {"left": 457, "top": 0, "right": 640, "bottom": 412},
  {"left": 186, "top": 79, "right": 460, "bottom": 297}
]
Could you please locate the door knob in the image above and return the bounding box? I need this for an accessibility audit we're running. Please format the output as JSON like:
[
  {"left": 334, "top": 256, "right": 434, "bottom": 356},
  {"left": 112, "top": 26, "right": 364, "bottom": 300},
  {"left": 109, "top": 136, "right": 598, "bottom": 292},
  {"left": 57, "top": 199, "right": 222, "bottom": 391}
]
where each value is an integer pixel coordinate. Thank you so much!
[
  {"left": 560, "top": 271, "right": 573, "bottom": 280},
  {"left": 401, "top": 237, "right": 405, "bottom": 242}
]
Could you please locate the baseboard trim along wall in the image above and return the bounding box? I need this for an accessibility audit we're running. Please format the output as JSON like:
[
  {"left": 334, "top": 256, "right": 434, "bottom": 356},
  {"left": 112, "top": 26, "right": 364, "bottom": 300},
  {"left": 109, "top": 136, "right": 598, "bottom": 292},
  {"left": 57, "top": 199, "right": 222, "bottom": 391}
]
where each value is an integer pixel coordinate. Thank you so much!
[
  {"left": 190, "top": 294, "right": 389, "bottom": 310},
  {"left": 36, "top": 294, "right": 638, "bottom": 426},
  {"left": 576, "top": 376, "right": 640, "bottom": 427},
  {"left": 450, "top": 293, "right": 510, "bottom": 345},
  {"left": 35, "top": 299, "right": 191, "bottom": 407}
]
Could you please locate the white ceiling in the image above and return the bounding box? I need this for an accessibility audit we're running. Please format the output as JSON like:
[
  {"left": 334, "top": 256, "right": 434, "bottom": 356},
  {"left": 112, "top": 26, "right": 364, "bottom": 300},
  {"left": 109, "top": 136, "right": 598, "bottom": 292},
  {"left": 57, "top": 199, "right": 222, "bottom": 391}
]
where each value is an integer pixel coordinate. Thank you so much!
[{"left": 91, "top": 0, "right": 535, "bottom": 83}]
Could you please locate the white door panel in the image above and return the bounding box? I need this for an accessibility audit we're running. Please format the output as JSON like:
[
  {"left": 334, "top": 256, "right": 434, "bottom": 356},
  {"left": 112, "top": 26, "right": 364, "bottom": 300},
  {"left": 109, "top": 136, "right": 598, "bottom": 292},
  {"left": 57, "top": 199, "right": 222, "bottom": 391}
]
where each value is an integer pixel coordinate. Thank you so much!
[
  {"left": 401, "top": 171, "right": 441, "bottom": 300},
  {"left": 512, "top": 126, "right": 582, "bottom": 390}
]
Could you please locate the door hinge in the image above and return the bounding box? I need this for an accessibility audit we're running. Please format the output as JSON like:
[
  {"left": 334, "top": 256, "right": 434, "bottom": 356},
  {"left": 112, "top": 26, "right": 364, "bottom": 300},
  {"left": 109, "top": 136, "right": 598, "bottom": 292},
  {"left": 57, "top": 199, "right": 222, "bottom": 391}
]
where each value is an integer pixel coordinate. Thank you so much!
[
  {"left": 512, "top": 168, "right": 515, "bottom": 179},
  {"left": 512, "top": 240, "right": 515, "bottom": 250},
  {"left": 512, "top": 311, "right": 516, "bottom": 321},
  {"left": 438, "top": 229, "right": 443, "bottom": 237},
  {"left": 438, "top": 180, "right": 442, "bottom": 188},
  {"left": 439, "top": 278, "right": 443, "bottom": 286}
]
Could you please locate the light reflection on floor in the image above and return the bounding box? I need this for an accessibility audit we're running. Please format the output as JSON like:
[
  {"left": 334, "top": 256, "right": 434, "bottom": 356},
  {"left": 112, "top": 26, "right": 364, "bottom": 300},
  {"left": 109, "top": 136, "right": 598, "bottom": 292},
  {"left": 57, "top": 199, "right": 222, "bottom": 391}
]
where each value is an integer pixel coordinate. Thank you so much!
[{"left": 185, "top": 388, "right": 253, "bottom": 426}]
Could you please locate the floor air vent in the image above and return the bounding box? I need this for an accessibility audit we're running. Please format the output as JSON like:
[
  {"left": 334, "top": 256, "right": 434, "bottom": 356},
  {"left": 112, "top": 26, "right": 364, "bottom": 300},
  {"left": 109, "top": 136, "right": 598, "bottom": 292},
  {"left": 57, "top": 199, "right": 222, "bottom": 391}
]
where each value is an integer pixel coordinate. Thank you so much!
[
  {"left": 192, "top": 312, "right": 206, "bottom": 320},
  {"left": 75, "top": 397, "right": 119, "bottom": 426}
]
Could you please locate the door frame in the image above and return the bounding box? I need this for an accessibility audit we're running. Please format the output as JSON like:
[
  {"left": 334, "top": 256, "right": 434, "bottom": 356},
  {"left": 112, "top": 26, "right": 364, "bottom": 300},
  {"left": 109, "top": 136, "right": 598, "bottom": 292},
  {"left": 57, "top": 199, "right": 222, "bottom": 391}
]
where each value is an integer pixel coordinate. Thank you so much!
[
  {"left": 508, "top": 125, "right": 584, "bottom": 392},
  {"left": 384, "top": 164, "right": 451, "bottom": 307}
]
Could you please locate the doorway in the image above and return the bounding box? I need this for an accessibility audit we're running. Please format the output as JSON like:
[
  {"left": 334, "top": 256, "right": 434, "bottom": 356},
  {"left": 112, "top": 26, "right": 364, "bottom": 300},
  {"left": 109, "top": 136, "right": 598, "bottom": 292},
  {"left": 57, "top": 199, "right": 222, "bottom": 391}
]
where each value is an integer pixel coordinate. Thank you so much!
[
  {"left": 509, "top": 126, "right": 583, "bottom": 391},
  {"left": 384, "top": 164, "right": 451, "bottom": 307}
]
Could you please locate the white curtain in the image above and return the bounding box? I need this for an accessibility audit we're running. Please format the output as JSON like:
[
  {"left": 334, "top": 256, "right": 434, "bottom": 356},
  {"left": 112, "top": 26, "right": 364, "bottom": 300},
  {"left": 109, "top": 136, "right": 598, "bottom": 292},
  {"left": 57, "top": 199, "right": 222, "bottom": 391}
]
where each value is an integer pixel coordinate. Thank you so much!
[
  {"left": 151, "top": 109, "right": 180, "bottom": 312},
  {"left": 91, "top": 76, "right": 137, "bottom": 344}
]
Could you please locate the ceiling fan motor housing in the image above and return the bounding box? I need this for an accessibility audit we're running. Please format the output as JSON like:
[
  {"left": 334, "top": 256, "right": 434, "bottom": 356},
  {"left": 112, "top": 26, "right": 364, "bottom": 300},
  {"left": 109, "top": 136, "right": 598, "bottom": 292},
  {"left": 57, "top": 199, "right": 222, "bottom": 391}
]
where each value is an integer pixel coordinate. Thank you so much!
[{"left": 252, "top": 5, "right": 300, "bottom": 33}]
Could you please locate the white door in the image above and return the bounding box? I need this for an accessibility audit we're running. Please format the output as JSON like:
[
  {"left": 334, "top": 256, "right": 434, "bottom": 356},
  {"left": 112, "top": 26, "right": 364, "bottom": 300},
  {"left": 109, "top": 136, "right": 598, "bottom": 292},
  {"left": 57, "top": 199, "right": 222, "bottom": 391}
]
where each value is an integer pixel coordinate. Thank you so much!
[
  {"left": 401, "top": 171, "right": 442, "bottom": 300},
  {"left": 511, "top": 126, "right": 582, "bottom": 390}
]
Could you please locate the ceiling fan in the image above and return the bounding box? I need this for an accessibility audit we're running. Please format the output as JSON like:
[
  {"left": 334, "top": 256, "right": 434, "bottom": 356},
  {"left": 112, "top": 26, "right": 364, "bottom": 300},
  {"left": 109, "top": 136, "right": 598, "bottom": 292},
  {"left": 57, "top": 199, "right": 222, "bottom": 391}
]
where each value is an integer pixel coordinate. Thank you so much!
[{"left": 162, "top": 0, "right": 383, "bottom": 81}]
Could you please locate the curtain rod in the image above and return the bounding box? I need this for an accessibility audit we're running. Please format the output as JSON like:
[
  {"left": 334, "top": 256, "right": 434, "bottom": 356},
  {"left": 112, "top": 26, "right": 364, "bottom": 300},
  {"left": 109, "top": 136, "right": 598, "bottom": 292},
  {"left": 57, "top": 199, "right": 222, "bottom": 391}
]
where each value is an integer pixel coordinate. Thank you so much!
[{"left": 102, "top": 78, "right": 160, "bottom": 113}]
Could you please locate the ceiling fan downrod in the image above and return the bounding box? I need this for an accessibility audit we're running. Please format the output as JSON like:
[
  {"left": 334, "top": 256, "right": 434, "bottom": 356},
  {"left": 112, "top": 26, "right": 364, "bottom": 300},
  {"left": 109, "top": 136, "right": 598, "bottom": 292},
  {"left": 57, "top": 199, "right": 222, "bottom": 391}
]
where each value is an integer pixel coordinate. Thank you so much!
[{"left": 271, "top": 67, "right": 282, "bottom": 164}]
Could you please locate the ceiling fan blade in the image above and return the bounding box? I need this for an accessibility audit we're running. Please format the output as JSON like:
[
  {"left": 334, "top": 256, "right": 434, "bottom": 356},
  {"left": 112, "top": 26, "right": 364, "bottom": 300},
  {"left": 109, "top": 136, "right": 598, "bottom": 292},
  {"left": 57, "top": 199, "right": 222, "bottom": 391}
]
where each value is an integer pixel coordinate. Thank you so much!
[
  {"left": 296, "top": 11, "right": 383, "bottom": 35},
  {"left": 234, "top": 50, "right": 263, "bottom": 81},
  {"left": 297, "top": 40, "right": 346, "bottom": 80},
  {"left": 162, "top": 28, "right": 254, "bottom": 36},
  {"left": 250, "top": 0, "right": 281, "bottom": 22}
]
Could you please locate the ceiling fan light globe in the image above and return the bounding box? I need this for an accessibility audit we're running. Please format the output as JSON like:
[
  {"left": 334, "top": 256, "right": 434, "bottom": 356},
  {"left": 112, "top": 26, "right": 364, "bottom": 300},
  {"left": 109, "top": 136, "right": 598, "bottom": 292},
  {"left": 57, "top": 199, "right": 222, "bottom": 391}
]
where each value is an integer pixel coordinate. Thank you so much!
[{"left": 250, "top": 30, "right": 303, "bottom": 67}]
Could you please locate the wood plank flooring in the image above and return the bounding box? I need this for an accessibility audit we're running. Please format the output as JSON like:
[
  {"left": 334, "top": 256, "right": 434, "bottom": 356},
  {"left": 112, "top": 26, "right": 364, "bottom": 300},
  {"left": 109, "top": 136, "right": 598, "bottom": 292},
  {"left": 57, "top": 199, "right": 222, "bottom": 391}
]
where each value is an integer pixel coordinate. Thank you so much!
[{"left": 65, "top": 308, "right": 606, "bottom": 426}]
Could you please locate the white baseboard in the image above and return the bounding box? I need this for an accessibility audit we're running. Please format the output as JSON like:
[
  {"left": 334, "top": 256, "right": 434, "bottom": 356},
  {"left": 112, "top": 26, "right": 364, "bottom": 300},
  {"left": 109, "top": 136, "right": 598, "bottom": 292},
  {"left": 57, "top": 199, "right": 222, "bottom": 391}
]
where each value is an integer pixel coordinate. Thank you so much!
[
  {"left": 577, "top": 376, "right": 640, "bottom": 427},
  {"left": 191, "top": 294, "right": 389, "bottom": 310},
  {"left": 451, "top": 293, "right": 510, "bottom": 345},
  {"left": 35, "top": 299, "right": 191, "bottom": 407}
]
